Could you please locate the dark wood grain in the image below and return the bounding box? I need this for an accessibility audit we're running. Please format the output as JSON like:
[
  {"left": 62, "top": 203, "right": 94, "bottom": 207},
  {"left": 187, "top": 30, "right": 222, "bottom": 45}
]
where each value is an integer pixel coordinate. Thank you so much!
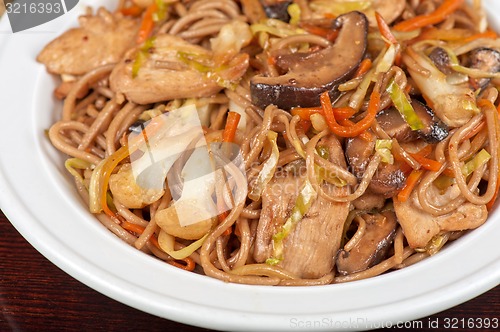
[{"left": 0, "top": 209, "right": 498, "bottom": 332}]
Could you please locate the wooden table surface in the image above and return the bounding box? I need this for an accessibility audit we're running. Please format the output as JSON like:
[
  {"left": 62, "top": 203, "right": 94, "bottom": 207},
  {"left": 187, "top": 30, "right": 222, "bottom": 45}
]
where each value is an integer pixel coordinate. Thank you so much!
[{"left": 0, "top": 210, "right": 498, "bottom": 331}]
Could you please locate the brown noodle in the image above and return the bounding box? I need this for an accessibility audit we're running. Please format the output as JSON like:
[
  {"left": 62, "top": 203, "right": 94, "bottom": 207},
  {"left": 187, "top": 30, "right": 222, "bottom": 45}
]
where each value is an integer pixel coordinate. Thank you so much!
[{"left": 43, "top": 0, "right": 500, "bottom": 286}]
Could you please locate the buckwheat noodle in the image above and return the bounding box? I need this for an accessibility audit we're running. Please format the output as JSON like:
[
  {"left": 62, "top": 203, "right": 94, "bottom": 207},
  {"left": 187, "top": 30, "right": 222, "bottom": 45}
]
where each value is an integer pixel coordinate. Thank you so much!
[{"left": 41, "top": 0, "right": 500, "bottom": 286}]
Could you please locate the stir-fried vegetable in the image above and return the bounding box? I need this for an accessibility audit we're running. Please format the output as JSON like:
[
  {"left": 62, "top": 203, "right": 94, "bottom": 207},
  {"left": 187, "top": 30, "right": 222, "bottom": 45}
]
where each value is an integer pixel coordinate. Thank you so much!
[
  {"left": 249, "top": 131, "right": 279, "bottom": 201},
  {"left": 462, "top": 149, "right": 491, "bottom": 177},
  {"left": 394, "top": 0, "right": 465, "bottom": 32},
  {"left": 132, "top": 37, "right": 155, "bottom": 78},
  {"left": 375, "top": 139, "right": 394, "bottom": 164},
  {"left": 158, "top": 230, "right": 209, "bottom": 260},
  {"left": 321, "top": 89, "right": 380, "bottom": 138},
  {"left": 64, "top": 158, "right": 91, "bottom": 185},
  {"left": 386, "top": 79, "right": 425, "bottom": 130},
  {"left": 310, "top": 0, "right": 371, "bottom": 17},
  {"left": 403, "top": 47, "right": 478, "bottom": 127},
  {"left": 223, "top": 112, "right": 241, "bottom": 143}
]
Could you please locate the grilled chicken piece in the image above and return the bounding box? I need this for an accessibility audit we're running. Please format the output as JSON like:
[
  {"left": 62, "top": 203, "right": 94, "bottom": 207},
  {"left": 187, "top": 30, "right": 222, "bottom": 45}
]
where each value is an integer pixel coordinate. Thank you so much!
[
  {"left": 109, "top": 34, "right": 249, "bottom": 104},
  {"left": 37, "top": 8, "right": 140, "bottom": 75},
  {"left": 254, "top": 135, "right": 351, "bottom": 279},
  {"left": 394, "top": 185, "right": 487, "bottom": 249},
  {"left": 336, "top": 210, "right": 397, "bottom": 275}
]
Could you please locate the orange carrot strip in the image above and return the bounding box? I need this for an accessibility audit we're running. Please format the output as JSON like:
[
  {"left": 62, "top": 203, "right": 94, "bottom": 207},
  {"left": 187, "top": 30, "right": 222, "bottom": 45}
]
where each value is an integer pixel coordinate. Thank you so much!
[
  {"left": 300, "top": 23, "right": 339, "bottom": 42},
  {"left": 120, "top": 5, "right": 143, "bottom": 17},
  {"left": 411, "top": 27, "right": 470, "bottom": 43},
  {"left": 137, "top": 3, "right": 158, "bottom": 44},
  {"left": 222, "top": 111, "right": 241, "bottom": 143},
  {"left": 354, "top": 58, "right": 372, "bottom": 78},
  {"left": 121, "top": 221, "right": 161, "bottom": 249},
  {"left": 168, "top": 257, "right": 196, "bottom": 271},
  {"left": 333, "top": 106, "right": 357, "bottom": 121},
  {"left": 121, "top": 221, "right": 145, "bottom": 234},
  {"left": 409, "top": 153, "right": 443, "bottom": 172},
  {"left": 397, "top": 169, "right": 425, "bottom": 202},
  {"left": 300, "top": 119, "right": 312, "bottom": 133},
  {"left": 321, "top": 90, "right": 380, "bottom": 137},
  {"left": 462, "top": 30, "right": 497, "bottom": 43},
  {"left": 375, "top": 12, "right": 398, "bottom": 44},
  {"left": 291, "top": 106, "right": 357, "bottom": 122},
  {"left": 291, "top": 107, "right": 322, "bottom": 121},
  {"left": 394, "top": 0, "right": 465, "bottom": 32},
  {"left": 339, "top": 118, "right": 372, "bottom": 141}
]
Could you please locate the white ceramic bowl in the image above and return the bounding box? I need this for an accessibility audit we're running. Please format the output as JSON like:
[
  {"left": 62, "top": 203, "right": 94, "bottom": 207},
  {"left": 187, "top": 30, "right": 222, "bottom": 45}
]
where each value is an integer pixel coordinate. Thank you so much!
[{"left": 0, "top": 1, "right": 499, "bottom": 331}]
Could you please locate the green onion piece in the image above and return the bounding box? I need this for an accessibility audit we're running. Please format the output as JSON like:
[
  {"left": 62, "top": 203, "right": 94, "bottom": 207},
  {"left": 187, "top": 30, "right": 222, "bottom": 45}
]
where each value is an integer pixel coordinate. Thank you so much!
[
  {"left": 268, "top": 180, "right": 317, "bottom": 264},
  {"left": 153, "top": 0, "right": 167, "bottom": 22},
  {"left": 132, "top": 37, "right": 156, "bottom": 78},
  {"left": 158, "top": 230, "right": 209, "bottom": 260},
  {"left": 265, "top": 257, "right": 281, "bottom": 265},
  {"left": 177, "top": 52, "right": 236, "bottom": 89},
  {"left": 248, "top": 131, "right": 279, "bottom": 201},
  {"left": 433, "top": 175, "right": 454, "bottom": 194},
  {"left": 422, "top": 233, "right": 449, "bottom": 255},
  {"left": 177, "top": 51, "right": 213, "bottom": 73},
  {"left": 250, "top": 19, "right": 305, "bottom": 37},
  {"left": 375, "top": 139, "right": 394, "bottom": 164},
  {"left": 65, "top": 158, "right": 91, "bottom": 185},
  {"left": 462, "top": 149, "right": 491, "bottom": 177},
  {"left": 376, "top": 44, "right": 398, "bottom": 74},
  {"left": 288, "top": 3, "right": 301, "bottom": 25},
  {"left": 314, "top": 145, "right": 346, "bottom": 187},
  {"left": 310, "top": 0, "right": 371, "bottom": 16},
  {"left": 316, "top": 145, "right": 329, "bottom": 160},
  {"left": 386, "top": 79, "right": 425, "bottom": 130},
  {"left": 442, "top": 46, "right": 500, "bottom": 79}
]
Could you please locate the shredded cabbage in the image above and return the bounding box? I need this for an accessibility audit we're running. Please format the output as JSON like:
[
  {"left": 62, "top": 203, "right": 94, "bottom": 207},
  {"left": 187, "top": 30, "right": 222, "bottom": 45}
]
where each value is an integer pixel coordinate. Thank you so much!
[
  {"left": 310, "top": 0, "right": 371, "bottom": 16},
  {"left": 158, "top": 230, "right": 209, "bottom": 260},
  {"left": 375, "top": 139, "right": 394, "bottom": 164},
  {"left": 386, "top": 79, "right": 425, "bottom": 131},
  {"left": 462, "top": 149, "right": 491, "bottom": 177},
  {"left": 65, "top": 158, "right": 91, "bottom": 185},
  {"left": 132, "top": 37, "right": 156, "bottom": 78},
  {"left": 249, "top": 131, "right": 279, "bottom": 201}
]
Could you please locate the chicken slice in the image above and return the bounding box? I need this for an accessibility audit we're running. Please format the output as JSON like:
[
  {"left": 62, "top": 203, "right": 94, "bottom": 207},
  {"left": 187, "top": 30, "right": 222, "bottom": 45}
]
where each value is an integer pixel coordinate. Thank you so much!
[
  {"left": 109, "top": 34, "right": 249, "bottom": 105},
  {"left": 37, "top": 8, "right": 140, "bottom": 75},
  {"left": 254, "top": 135, "right": 351, "bottom": 279},
  {"left": 394, "top": 186, "right": 487, "bottom": 249}
]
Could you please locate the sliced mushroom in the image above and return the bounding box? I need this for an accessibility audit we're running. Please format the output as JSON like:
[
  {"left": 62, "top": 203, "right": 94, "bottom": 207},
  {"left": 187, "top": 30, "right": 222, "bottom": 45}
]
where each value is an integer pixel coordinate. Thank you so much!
[
  {"left": 336, "top": 210, "right": 397, "bottom": 275},
  {"left": 467, "top": 48, "right": 500, "bottom": 89},
  {"left": 376, "top": 100, "right": 448, "bottom": 144},
  {"left": 411, "top": 99, "right": 449, "bottom": 143},
  {"left": 352, "top": 189, "right": 386, "bottom": 211},
  {"left": 428, "top": 47, "right": 454, "bottom": 75},
  {"left": 369, "top": 162, "right": 406, "bottom": 198},
  {"left": 345, "top": 135, "right": 406, "bottom": 198},
  {"left": 345, "top": 134, "right": 375, "bottom": 178},
  {"left": 250, "top": 11, "right": 368, "bottom": 110},
  {"left": 262, "top": 0, "right": 292, "bottom": 21},
  {"left": 376, "top": 107, "right": 418, "bottom": 143}
]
